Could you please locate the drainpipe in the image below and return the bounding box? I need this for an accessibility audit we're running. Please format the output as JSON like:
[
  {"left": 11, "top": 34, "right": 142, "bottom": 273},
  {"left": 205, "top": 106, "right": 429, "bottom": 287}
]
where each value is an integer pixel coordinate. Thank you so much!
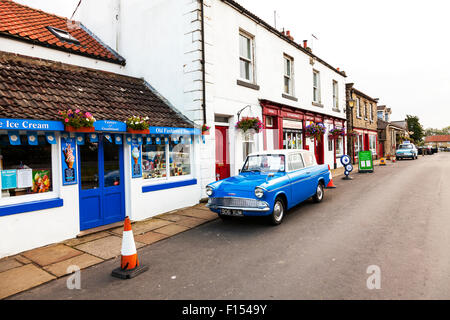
[{"left": 200, "top": 0, "right": 207, "bottom": 125}]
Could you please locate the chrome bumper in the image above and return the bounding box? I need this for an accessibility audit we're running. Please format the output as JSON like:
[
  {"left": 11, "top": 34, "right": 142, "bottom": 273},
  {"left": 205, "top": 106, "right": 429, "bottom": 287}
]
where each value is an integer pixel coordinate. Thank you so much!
[{"left": 207, "top": 197, "right": 270, "bottom": 212}]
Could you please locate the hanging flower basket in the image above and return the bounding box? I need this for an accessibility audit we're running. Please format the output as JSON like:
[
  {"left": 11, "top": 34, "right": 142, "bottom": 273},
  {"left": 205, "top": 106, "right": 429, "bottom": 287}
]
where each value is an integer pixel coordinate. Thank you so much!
[
  {"left": 201, "top": 124, "right": 210, "bottom": 135},
  {"left": 126, "top": 116, "right": 149, "bottom": 134},
  {"left": 328, "top": 127, "right": 346, "bottom": 139},
  {"left": 235, "top": 117, "right": 263, "bottom": 133},
  {"left": 305, "top": 122, "right": 326, "bottom": 141},
  {"left": 59, "top": 109, "right": 96, "bottom": 132},
  {"left": 346, "top": 130, "right": 359, "bottom": 140}
]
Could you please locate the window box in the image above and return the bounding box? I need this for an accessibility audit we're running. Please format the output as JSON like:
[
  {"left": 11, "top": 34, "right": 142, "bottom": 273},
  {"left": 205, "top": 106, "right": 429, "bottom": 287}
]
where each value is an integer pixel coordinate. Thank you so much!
[
  {"left": 65, "top": 125, "right": 95, "bottom": 133},
  {"left": 127, "top": 128, "right": 150, "bottom": 134}
]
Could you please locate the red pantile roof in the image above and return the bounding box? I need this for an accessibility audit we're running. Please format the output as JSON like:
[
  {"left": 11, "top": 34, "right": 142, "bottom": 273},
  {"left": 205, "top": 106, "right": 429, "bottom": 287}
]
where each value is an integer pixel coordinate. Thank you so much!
[
  {"left": 0, "top": 51, "right": 192, "bottom": 128},
  {"left": 0, "top": 0, "right": 125, "bottom": 65},
  {"left": 425, "top": 135, "right": 450, "bottom": 143}
]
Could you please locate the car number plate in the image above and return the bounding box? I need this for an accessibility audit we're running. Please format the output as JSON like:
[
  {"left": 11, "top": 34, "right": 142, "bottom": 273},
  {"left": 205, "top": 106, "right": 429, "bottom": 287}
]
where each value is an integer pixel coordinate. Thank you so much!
[{"left": 221, "top": 209, "right": 243, "bottom": 216}]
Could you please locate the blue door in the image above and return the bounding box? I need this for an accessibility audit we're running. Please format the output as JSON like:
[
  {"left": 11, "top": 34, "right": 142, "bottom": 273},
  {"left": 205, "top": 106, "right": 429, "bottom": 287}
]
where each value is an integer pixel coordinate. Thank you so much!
[{"left": 78, "top": 134, "right": 125, "bottom": 230}]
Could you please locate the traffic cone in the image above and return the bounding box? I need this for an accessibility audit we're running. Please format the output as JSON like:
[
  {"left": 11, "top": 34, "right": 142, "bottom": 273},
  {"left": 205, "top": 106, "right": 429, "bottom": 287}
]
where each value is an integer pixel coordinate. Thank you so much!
[
  {"left": 111, "top": 216, "right": 148, "bottom": 279},
  {"left": 326, "top": 165, "right": 337, "bottom": 188}
]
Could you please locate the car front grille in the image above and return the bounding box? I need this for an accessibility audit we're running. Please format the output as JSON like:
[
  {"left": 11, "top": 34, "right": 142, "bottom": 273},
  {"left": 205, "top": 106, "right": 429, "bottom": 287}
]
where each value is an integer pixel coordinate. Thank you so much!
[{"left": 208, "top": 197, "right": 261, "bottom": 208}]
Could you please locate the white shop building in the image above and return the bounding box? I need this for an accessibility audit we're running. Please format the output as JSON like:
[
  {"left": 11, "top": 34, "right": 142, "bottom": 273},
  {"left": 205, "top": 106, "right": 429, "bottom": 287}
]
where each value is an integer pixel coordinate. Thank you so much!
[{"left": 0, "top": 1, "right": 201, "bottom": 258}]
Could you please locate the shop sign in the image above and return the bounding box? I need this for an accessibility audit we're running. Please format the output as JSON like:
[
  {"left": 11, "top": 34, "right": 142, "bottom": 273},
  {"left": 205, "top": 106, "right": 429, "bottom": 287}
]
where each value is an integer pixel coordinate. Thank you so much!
[
  {"left": 0, "top": 118, "right": 64, "bottom": 131},
  {"left": 358, "top": 151, "right": 374, "bottom": 173},
  {"left": 94, "top": 120, "right": 127, "bottom": 132},
  {"left": 281, "top": 111, "right": 303, "bottom": 120},
  {"left": 131, "top": 139, "right": 142, "bottom": 178},
  {"left": 61, "top": 138, "right": 77, "bottom": 185},
  {"left": 149, "top": 127, "right": 200, "bottom": 135}
]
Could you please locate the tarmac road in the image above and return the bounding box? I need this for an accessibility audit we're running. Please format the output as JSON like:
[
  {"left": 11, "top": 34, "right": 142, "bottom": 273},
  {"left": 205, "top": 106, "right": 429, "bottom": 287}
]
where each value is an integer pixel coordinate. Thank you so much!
[{"left": 11, "top": 152, "right": 450, "bottom": 299}]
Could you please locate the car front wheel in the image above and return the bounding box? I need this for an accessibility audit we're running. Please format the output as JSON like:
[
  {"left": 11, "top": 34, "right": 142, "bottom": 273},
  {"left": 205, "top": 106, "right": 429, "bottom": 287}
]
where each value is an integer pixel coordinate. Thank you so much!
[
  {"left": 269, "top": 198, "right": 285, "bottom": 226},
  {"left": 313, "top": 182, "right": 324, "bottom": 203}
]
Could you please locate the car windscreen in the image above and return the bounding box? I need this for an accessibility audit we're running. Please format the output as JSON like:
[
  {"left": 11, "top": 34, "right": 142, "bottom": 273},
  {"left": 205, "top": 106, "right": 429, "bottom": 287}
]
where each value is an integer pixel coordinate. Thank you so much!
[
  {"left": 399, "top": 145, "right": 413, "bottom": 149},
  {"left": 242, "top": 154, "right": 286, "bottom": 172}
]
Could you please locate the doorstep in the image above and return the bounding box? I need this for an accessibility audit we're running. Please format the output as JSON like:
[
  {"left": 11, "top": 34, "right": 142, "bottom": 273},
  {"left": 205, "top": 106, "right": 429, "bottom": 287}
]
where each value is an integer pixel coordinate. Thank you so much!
[{"left": 0, "top": 203, "right": 217, "bottom": 299}]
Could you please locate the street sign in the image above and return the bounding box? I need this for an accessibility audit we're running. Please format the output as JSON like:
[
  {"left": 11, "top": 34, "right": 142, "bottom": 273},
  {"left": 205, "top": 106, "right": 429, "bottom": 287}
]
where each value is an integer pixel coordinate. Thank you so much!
[{"left": 358, "top": 151, "right": 374, "bottom": 173}]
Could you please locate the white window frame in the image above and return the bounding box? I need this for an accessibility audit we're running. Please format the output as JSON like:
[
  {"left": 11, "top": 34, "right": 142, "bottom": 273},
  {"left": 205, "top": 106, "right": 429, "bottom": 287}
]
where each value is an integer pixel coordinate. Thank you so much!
[
  {"left": 356, "top": 98, "right": 361, "bottom": 118},
  {"left": 369, "top": 104, "right": 373, "bottom": 122},
  {"left": 313, "top": 70, "right": 321, "bottom": 103},
  {"left": 239, "top": 31, "right": 255, "bottom": 83},
  {"left": 364, "top": 102, "right": 368, "bottom": 120},
  {"left": 141, "top": 137, "right": 194, "bottom": 185},
  {"left": 332, "top": 80, "right": 339, "bottom": 110},
  {"left": 283, "top": 55, "right": 294, "bottom": 96},
  {"left": 0, "top": 132, "right": 60, "bottom": 206}
]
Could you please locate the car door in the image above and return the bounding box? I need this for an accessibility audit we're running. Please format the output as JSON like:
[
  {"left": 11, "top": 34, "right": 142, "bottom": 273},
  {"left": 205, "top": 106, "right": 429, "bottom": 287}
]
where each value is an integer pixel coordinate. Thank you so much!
[{"left": 287, "top": 153, "right": 311, "bottom": 205}]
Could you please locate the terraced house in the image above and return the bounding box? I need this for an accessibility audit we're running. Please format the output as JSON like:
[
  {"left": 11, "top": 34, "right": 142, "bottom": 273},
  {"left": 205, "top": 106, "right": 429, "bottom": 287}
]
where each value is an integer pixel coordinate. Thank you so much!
[
  {"left": 0, "top": 0, "right": 202, "bottom": 258},
  {"left": 345, "top": 83, "right": 378, "bottom": 163},
  {"left": 62, "top": 0, "right": 348, "bottom": 192}
]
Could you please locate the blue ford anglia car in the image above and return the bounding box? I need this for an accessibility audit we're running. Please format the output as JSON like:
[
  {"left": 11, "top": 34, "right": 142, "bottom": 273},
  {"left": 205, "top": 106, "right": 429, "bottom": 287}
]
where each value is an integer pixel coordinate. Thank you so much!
[{"left": 206, "top": 149, "right": 332, "bottom": 225}]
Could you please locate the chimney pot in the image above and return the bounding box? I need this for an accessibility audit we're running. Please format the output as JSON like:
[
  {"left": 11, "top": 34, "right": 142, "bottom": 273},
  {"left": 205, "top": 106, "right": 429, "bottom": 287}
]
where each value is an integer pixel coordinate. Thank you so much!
[{"left": 303, "top": 40, "right": 307, "bottom": 48}]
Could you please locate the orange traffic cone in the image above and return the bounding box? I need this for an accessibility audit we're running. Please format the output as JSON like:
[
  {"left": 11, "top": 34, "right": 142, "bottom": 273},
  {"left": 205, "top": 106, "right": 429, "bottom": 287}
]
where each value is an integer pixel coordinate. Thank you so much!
[
  {"left": 326, "top": 165, "right": 337, "bottom": 188},
  {"left": 111, "top": 216, "right": 148, "bottom": 279}
]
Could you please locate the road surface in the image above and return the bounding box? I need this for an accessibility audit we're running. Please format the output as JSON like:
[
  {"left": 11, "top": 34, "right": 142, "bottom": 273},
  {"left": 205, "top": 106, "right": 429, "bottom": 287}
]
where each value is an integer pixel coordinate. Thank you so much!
[{"left": 12, "top": 152, "right": 450, "bottom": 299}]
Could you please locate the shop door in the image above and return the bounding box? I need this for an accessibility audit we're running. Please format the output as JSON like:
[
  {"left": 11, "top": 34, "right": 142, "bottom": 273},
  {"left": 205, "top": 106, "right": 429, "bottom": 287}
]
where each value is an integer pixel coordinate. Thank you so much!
[
  {"left": 314, "top": 137, "right": 324, "bottom": 164},
  {"left": 78, "top": 134, "right": 125, "bottom": 230},
  {"left": 364, "top": 134, "right": 369, "bottom": 151},
  {"left": 215, "top": 126, "right": 230, "bottom": 180}
]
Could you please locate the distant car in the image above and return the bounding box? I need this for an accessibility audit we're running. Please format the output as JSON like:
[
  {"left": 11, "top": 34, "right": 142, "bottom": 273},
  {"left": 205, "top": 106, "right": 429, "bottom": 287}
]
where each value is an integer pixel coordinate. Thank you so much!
[
  {"left": 396, "top": 143, "right": 418, "bottom": 160},
  {"left": 205, "top": 149, "right": 331, "bottom": 225}
]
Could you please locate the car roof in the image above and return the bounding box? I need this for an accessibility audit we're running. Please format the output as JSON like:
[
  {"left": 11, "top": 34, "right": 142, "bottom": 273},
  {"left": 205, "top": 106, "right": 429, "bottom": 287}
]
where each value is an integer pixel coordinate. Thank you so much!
[{"left": 247, "top": 149, "right": 312, "bottom": 157}]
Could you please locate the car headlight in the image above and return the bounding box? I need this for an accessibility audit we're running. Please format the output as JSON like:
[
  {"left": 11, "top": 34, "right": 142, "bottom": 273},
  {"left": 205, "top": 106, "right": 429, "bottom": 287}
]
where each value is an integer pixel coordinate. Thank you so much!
[
  {"left": 254, "top": 187, "right": 264, "bottom": 198},
  {"left": 206, "top": 186, "right": 213, "bottom": 197}
]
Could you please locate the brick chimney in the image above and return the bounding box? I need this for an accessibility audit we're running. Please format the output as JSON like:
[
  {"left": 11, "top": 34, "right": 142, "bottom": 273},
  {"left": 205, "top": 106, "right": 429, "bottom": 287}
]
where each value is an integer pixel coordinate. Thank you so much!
[{"left": 286, "top": 30, "right": 294, "bottom": 41}]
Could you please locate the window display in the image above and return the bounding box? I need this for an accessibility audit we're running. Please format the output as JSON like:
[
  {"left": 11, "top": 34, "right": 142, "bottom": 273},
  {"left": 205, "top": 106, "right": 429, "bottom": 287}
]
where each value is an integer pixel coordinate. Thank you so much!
[
  {"left": 142, "top": 144, "right": 167, "bottom": 179},
  {"left": 283, "top": 129, "right": 302, "bottom": 150},
  {"left": 142, "top": 138, "right": 192, "bottom": 179},
  {"left": 0, "top": 134, "right": 52, "bottom": 198},
  {"left": 169, "top": 140, "right": 191, "bottom": 177}
]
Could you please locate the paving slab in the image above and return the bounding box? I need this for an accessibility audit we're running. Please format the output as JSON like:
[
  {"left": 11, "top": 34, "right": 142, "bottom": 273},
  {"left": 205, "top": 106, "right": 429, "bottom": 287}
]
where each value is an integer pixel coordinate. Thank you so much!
[
  {"left": 74, "top": 235, "right": 145, "bottom": 260},
  {"left": 63, "top": 231, "right": 111, "bottom": 247},
  {"left": 153, "top": 224, "right": 190, "bottom": 236},
  {"left": 0, "top": 258, "right": 23, "bottom": 273},
  {"left": 177, "top": 208, "right": 217, "bottom": 220},
  {"left": 21, "top": 244, "right": 84, "bottom": 267},
  {"left": 156, "top": 213, "right": 189, "bottom": 222},
  {"left": 0, "top": 264, "right": 55, "bottom": 299},
  {"left": 192, "top": 203, "right": 210, "bottom": 211},
  {"left": 43, "top": 253, "right": 104, "bottom": 277},
  {"left": 134, "top": 231, "right": 169, "bottom": 245},
  {"left": 110, "top": 218, "right": 172, "bottom": 236},
  {"left": 175, "top": 216, "right": 208, "bottom": 228},
  {"left": 14, "top": 255, "right": 31, "bottom": 265}
]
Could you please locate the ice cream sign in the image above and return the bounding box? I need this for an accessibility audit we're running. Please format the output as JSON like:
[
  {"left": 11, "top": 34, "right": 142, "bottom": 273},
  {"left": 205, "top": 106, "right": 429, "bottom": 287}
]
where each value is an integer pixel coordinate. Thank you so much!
[
  {"left": 0, "top": 119, "right": 64, "bottom": 131},
  {"left": 61, "top": 137, "right": 77, "bottom": 185},
  {"left": 131, "top": 139, "right": 142, "bottom": 178}
]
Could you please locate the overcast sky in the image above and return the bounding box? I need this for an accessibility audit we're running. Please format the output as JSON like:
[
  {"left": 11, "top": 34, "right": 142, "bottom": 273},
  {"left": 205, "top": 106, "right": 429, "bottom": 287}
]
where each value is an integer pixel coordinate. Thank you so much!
[{"left": 17, "top": 0, "right": 450, "bottom": 129}]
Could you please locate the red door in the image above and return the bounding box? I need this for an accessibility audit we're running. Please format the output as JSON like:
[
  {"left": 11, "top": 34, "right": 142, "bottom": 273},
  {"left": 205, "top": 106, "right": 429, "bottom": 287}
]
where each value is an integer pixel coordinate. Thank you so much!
[
  {"left": 314, "top": 137, "right": 325, "bottom": 164},
  {"left": 215, "top": 126, "right": 230, "bottom": 181},
  {"left": 364, "top": 134, "right": 369, "bottom": 151}
]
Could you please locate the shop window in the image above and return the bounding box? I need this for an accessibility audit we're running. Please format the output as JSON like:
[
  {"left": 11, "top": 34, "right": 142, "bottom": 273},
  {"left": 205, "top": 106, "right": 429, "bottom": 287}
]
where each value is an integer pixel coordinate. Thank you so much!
[
  {"left": 142, "top": 138, "right": 192, "bottom": 180},
  {"left": 169, "top": 141, "right": 191, "bottom": 177},
  {"left": 328, "top": 139, "right": 333, "bottom": 152},
  {"left": 266, "top": 116, "right": 273, "bottom": 128},
  {"left": 336, "top": 137, "right": 343, "bottom": 155},
  {"left": 283, "top": 130, "right": 302, "bottom": 150},
  {"left": 0, "top": 134, "right": 53, "bottom": 198}
]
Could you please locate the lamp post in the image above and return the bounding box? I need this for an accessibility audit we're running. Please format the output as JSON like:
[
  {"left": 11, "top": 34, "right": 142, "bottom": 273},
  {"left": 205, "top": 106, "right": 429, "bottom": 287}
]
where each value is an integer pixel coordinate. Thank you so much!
[{"left": 347, "top": 98, "right": 355, "bottom": 163}]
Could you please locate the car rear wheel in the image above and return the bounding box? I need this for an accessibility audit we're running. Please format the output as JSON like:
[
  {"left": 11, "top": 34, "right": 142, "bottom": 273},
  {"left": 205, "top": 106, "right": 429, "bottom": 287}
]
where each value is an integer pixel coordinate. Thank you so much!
[
  {"left": 313, "top": 182, "right": 324, "bottom": 203},
  {"left": 269, "top": 198, "right": 285, "bottom": 226}
]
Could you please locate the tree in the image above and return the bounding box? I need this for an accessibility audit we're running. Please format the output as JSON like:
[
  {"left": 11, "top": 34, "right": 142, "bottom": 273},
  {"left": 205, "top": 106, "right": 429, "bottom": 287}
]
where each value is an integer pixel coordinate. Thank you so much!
[
  {"left": 424, "top": 126, "right": 450, "bottom": 136},
  {"left": 406, "top": 115, "right": 424, "bottom": 143}
]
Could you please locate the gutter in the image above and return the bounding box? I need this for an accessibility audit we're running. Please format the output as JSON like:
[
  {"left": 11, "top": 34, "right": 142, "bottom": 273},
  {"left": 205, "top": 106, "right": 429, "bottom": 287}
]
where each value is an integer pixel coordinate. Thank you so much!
[{"left": 200, "top": 0, "right": 207, "bottom": 125}]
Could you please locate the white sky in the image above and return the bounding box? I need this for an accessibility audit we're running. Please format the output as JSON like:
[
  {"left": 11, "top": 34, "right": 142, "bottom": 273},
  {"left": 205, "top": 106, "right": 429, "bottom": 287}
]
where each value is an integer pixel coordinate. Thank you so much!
[{"left": 15, "top": 0, "right": 450, "bottom": 129}]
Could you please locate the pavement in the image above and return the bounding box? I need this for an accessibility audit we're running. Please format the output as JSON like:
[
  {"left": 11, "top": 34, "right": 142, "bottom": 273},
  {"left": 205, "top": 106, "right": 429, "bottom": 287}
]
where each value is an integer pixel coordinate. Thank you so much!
[
  {"left": 0, "top": 204, "right": 216, "bottom": 299},
  {"left": 0, "top": 156, "right": 392, "bottom": 300}
]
